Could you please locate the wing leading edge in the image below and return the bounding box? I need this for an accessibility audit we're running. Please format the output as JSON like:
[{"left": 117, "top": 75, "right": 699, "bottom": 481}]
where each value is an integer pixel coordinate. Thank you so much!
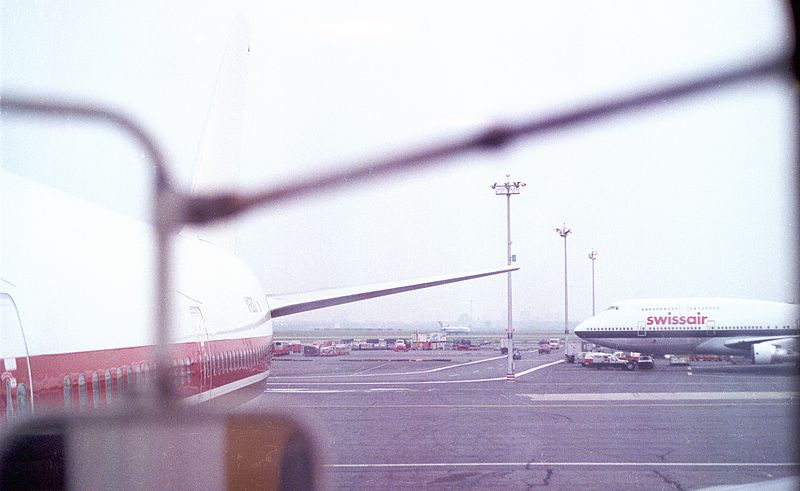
[{"left": 266, "top": 265, "right": 519, "bottom": 318}]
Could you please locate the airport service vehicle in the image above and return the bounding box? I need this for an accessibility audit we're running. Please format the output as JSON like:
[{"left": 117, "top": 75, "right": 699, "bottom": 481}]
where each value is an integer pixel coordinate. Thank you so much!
[
  {"left": 591, "top": 354, "right": 636, "bottom": 370},
  {"left": 538, "top": 343, "right": 551, "bottom": 354},
  {"left": 393, "top": 340, "right": 409, "bottom": 352},
  {"left": 669, "top": 355, "right": 690, "bottom": 366},
  {"left": 513, "top": 349, "right": 522, "bottom": 360},
  {"left": 500, "top": 337, "right": 509, "bottom": 354},
  {"left": 638, "top": 356, "right": 655, "bottom": 369},
  {"left": 614, "top": 351, "right": 640, "bottom": 362},
  {"left": 273, "top": 342, "right": 291, "bottom": 356},
  {"left": 549, "top": 338, "right": 561, "bottom": 349},
  {"left": 564, "top": 339, "right": 592, "bottom": 363},
  {"left": 582, "top": 352, "right": 610, "bottom": 366},
  {"left": 575, "top": 298, "right": 800, "bottom": 366}
]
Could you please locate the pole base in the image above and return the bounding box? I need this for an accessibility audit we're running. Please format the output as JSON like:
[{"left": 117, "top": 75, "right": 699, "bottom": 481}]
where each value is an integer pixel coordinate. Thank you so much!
[{"left": 506, "top": 373, "right": 515, "bottom": 382}]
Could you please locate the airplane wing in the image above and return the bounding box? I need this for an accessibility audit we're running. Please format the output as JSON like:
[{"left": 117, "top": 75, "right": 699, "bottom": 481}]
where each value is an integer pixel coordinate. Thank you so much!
[
  {"left": 723, "top": 336, "right": 798, "bottom": 350},
  {"left": 266, "top": 265, "right": 518, "bottom": 318}
]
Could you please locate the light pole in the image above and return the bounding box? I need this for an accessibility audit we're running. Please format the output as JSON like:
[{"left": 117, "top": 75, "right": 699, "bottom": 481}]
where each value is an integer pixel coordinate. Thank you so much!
[
  {"left": 555, "top": 223, "right": 571, "bottom": 339},
  {"left": 588, "top": 249, "right": 597, "bottom": 316},
  {"left": 491, "top": 175, "right": 525, "bottom": 382}
]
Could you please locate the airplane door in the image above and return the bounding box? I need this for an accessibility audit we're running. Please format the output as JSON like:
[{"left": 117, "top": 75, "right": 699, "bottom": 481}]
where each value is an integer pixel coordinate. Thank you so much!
[
  {"left": 0, "top": 293, "right": 33, "bottom": 423},
  {"left": 705, "top": 320, "right": 716, "bottom": 336},
  {"left": 189, "top": 306, "right": 212, "bottom": 395},
  {"left": 637, "top": 321, "right": 646, "bottom": 337}
]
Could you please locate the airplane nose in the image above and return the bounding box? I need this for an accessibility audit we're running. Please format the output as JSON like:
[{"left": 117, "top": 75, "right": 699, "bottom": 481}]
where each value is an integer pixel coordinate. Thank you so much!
[{"left": 574, "top": 320, "right": 588, "bottom": 339}]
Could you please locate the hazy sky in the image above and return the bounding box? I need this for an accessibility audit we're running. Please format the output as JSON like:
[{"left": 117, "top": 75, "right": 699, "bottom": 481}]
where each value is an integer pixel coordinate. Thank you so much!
[{"left": 2, "top": 1, "right": 796, "bottom": 327}]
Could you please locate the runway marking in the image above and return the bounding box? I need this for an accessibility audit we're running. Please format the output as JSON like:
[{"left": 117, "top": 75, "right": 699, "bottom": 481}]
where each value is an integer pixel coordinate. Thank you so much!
[
  {"left": 518, "top": 391, "right": 798, "bottom": 401},
  {"left": 514, "top": 359, "right": 564, "bottom": 377},
  {"left": 325, "top": 462, "right": 799, "bottom": 469},
  {"left": 268, "top": 402, "right": 796, "bottom": 408},
  {"left": 267, "top": 359, "right": 563, "bottom": 386},
  {"left": 264, "top": 388, "right": 417, "bottom": 394},
  {"left": 352, "top": 362, "right": 392, "bottom": 375},
  {"left": 271, "top": 355, "right": 506, "bottom": 379}
]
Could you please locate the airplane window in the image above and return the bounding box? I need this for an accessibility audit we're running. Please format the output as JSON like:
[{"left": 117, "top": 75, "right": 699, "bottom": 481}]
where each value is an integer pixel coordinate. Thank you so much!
[
  {"left": 116, "top": 368, "right": 123, "bottom": 394},
  {"left": 64, "top": 377, "right": 76, "bottom": 409},
  {"left": 16, "top": 384, "right": 27, "bottom": 416},
  {"left": 78, "top": 373, "right": 87, "bottom": 410},
  {"left": 5, "top": 380, "right": 12, "bottom": 421},
  {"left": 104, "top": 369, "right": 112, "bottom": 405},
  {"left": 91, "top": 371, "right": 100, "bottom": 408}
]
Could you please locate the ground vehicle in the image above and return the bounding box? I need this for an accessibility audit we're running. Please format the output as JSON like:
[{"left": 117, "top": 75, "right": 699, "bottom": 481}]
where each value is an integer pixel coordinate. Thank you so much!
[
  {"left": 273, "top": 342, "right": 291, "bottom": 356},
  {"left": 500, "top": 337, "right": 509, "bottom": 354},
  {"left": 614, "top": 351, "right": 640, "bottom": 362},
  {"left": 638, "top": 356, "right": 655, "bottom": 369},
  {"left": 538, "top": 343, "right": 551, "bottom": 354},
  {"left": 513, "top": 349, "right": 522, "bottom": 360},
  {"left": 549, "top": 338, "right": 561, "bottom": 350},
  {"left": 592, "top": 354, "right": 636, "bottom": 370},
  {"left": 582, "top": 352, "right": 610, "bottom": 366},
  {"left": 393, "top": 340, "right": 408, "bottom": 351},
  {"left": 564, "top": 339, "right": 592, "bottom": 363}
]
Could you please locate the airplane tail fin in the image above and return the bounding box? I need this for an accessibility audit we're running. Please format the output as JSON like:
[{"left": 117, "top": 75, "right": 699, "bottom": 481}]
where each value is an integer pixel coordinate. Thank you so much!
[{"left": 183, "top": 14, "right": 249, "bottom": 251}]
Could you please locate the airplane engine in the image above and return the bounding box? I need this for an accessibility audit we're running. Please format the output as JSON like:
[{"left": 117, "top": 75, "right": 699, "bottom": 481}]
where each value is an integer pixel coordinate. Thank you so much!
[{"left": 751, "top": 341, "right": 797, "bottom": 364}]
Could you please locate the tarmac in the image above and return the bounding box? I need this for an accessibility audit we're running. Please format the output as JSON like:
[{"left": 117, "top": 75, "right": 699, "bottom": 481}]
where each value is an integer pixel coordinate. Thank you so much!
[{"left": 242, "top": 347, "right": 799, "bottom": 490}]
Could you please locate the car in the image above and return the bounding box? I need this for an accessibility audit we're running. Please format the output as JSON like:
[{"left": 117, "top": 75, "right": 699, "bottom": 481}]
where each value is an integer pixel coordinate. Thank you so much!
[
  {"left": 572, "top": 351, "right": 587, "bottom": 364},
  {"left": 538, "top": 344, "right": 551, "bottom": 354},
  {"left": 513, "top": 349, "right": 522, "bottom": 360},
  {"left": 638, "top": 355, "right": 654, "bottom": 369}
]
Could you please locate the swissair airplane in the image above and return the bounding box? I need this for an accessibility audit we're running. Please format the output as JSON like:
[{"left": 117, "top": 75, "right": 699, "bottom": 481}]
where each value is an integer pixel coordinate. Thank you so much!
[
  {"left": 574, "top": 298, "right": 800, "bottom": 365},
  {"left": 0, "top": 25, "right": 517, "bottom": 426}
]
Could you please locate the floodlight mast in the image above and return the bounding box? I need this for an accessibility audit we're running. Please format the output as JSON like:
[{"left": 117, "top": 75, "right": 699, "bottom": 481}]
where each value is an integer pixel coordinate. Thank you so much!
[
  {"left": 555, "top": 224, "right": 572, "bottom": 339},
  {"left": 589, "top": 249, "right": 597, "bottom": 316},
  {"left": 491, "top": 175, "right": 525, "bottom": 381}
]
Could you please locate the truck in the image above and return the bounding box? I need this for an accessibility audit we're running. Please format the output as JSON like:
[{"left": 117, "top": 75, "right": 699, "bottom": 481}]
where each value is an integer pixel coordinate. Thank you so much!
[
  {"left": 591, "top": 354, "right": 636, "bottom": 370},
  {"left": 500, "top": 337, "right": 509, "bottom": 354},
  {"left": 564, "top": 339, "right": 592, "bottom": 363}
]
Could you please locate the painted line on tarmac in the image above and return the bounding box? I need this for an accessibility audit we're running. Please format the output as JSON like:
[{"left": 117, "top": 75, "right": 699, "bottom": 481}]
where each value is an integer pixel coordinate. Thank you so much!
[
  {"left": 514, "top": 359, "right": 564, "bottom": 377},
  {"left": 266, "top": 359, "right": 563, "bottom": 386},
  {"left": 518, "top": 391, "right": 799, "bottom": 401},
  {"left": 267, "top": 401, "right": 795, "bottom": 408},
  {"left": 325, "top": 461, "right": 798, "bottom": 469},
  {"left": 271, "top": 355, "right": 507, "bottom": 380},
  {"left": 352, "top": 362, "right": 392, "bottom": 375}
]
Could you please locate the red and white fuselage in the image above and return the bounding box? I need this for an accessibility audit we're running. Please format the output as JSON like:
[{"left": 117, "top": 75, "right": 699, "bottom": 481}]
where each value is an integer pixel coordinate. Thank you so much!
[{"left": 1, "top": 172, "right": 272, "bottom": 423}]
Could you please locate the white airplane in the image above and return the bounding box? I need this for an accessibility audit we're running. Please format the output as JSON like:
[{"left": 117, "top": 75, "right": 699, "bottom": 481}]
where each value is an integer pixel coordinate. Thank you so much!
[
  {"left": 0, "top": 21, "right": 516, "bottom": 425},
  {"left": 574, "top": 298, "right": 800, "bottom": 365},
  {"left": 438, "top": 322, "right": 471, "bottom": 334}
]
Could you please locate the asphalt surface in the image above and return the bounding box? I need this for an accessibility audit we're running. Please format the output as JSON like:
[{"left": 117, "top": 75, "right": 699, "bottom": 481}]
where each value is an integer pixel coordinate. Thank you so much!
[{"left": 242, "top": 349, "right": 799, "bottom": 490}]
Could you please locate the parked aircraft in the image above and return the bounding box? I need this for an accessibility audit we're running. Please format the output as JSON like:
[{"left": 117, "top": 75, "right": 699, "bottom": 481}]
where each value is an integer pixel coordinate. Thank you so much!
[
  {"left": 574, "top": 298, "right": 799, "bottom": 364},
  {"left": 438, "top": 321, "right": 471, "bottom": 334}
]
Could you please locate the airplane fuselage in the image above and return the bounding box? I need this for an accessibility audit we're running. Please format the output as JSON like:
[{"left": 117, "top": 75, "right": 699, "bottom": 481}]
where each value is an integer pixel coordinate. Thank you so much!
[{"left": 574, "top": 298, "right": 799, "bottom": 362}]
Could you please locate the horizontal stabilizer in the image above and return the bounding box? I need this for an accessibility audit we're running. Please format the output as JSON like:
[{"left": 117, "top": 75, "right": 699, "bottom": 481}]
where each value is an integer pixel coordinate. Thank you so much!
[{"left": 266, "top": 265, "right": 518, "bottom": 318}]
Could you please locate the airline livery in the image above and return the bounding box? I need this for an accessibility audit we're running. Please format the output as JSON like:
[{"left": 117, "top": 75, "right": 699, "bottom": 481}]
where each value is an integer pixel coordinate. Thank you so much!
[
  {"left": 0, "top": 21, "right": 516, "bottom": 426},
  {"left": 574, "top": 298, "right": 799, "bottom": 364}
]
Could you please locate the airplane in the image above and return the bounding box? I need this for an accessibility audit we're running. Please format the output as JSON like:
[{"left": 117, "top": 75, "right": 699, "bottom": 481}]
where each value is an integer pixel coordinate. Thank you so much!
[
  {"left": 0, "top": 19, "right": 518, "bottom": 425},
  {"left": 574, "top": 298, "right": 800, "bottom": 365},
  {"left": 438, "top": 321, "right": 471, "bottom": 334}
]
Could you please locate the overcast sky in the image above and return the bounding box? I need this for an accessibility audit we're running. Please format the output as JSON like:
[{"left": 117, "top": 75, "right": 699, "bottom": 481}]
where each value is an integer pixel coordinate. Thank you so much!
[{"left": 2, "top": 1, "right": 796, "bottom": 327}]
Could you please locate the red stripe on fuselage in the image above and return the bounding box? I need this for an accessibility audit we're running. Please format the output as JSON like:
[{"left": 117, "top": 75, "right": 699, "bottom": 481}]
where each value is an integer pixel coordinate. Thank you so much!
[{"left": 1, "top": 335, "right": 273, "bottom": 427}]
